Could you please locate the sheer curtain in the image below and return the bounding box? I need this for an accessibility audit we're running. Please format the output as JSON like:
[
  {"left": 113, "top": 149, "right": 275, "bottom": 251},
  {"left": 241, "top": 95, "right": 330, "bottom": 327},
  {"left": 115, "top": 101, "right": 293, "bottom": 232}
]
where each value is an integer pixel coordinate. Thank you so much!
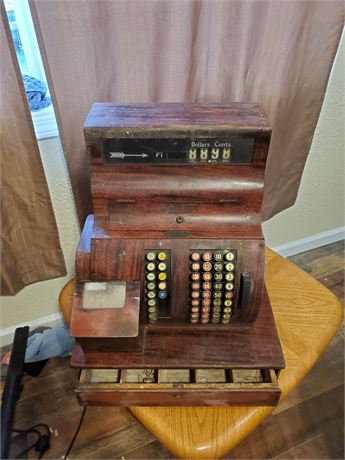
[
  {"left": 1, "top": 4, "right": 66, "bottom": 295},
  {"left": 30, "top": 0, "right": 344, "bottom": 224}
]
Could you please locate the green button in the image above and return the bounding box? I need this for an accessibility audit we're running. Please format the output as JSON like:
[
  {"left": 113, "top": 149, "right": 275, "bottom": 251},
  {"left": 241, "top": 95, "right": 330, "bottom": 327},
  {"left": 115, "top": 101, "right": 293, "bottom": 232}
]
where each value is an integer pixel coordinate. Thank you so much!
[
  {"left": 147, "top": 299, "right": 156, "bottom": 307},
  {"left": 147, "top": 262, "right": 155, "bottom": 271},
  {"left": 146, "top": 252, "right": 156, "bottom": 261},
  {"left": 214, "top": 263, "right": 223, "bottom": 272}
]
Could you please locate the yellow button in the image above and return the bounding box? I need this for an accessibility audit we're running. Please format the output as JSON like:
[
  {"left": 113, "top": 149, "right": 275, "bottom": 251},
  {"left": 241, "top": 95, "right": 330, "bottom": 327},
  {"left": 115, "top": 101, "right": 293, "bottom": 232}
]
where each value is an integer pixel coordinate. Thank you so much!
[
  {"left": 225, "top": 282, "right": 234, "bottom": 291},
  {"left": 158, "top": 262, "right": 166, "bottom": 271},
  {"left": 158, "top": 282, "right": 167, "bottom": 290},
  {"left": 225, "top": 251, "right": 235, "bottom": 261},
  {"left": 225, "top": 272, "right": 234, "bottom": 281},
  {"left": 158, "top": 272, "right": 167, "bottom": 281},
  {"left": 224, "top": 300, "right": 232, "bottom": 307},
  {"left": 225, "top": 262, "right": 234, "bottom": 271},
  {"left": 158, "top": 252, "right": 167, "bottom": 261}
]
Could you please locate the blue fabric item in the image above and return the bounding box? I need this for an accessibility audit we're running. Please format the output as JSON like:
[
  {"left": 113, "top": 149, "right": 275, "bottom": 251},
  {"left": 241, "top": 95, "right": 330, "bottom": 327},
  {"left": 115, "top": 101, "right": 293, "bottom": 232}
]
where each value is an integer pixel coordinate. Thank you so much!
[
  {"left": 23, "top": 74, "right": 51, "bottom": 112},
  {"left": 25, "top": 326, "right": 74, "bottom": 363}
]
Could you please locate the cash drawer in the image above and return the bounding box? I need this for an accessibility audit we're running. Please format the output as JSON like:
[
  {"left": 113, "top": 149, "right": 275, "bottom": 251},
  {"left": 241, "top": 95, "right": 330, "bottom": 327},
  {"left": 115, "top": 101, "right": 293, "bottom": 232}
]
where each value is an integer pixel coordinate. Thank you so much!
[{"left": 76, "top": 367, "right": 281, "bottom": 407}]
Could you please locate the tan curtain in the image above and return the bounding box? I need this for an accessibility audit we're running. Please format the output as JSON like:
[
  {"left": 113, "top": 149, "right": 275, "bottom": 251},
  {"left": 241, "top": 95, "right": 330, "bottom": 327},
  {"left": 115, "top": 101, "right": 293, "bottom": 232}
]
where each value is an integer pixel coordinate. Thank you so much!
[
  {"left": 0, "top": 4, "right": 66, "bottom": 295},
  {"left": 30, "top": 0, "right": 344, "bottom": 224}
]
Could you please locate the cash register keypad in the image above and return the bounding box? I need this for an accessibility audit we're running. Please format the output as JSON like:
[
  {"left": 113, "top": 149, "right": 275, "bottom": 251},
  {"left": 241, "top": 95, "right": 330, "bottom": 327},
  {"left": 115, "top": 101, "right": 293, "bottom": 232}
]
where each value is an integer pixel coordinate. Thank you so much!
[
  {"left": 145, "top": 250, "right": 171, "bottom": 323},
  {"left": 189, "top": 249, "right": 236, "bottom": 324}
]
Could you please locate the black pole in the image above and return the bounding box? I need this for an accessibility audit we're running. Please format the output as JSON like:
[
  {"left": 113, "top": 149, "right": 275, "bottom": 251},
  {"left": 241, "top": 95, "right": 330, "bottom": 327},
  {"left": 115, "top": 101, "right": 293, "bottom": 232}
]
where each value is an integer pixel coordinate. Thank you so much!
[{"left": 1, "top": 326, "right": 29, "bottom": 460}]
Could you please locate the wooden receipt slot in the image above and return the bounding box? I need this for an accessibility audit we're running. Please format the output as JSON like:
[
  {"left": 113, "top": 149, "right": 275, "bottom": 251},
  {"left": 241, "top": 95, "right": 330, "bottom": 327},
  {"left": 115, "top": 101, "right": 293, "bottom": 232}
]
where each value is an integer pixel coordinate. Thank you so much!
[{"left": 70, "top": 103, "right": 285, "bottom": 406}]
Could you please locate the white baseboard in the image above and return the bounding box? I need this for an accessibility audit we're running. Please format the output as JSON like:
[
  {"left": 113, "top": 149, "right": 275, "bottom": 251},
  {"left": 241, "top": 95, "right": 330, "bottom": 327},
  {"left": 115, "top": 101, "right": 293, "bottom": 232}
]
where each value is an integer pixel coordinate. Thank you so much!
[
  {"left": 272, "top": 226, "right": 345, "bottom": 258},
  {"left": 0, "top": 312, "right": 64, "bottom": 347},
  {"left": 1, "top": 227, "right": 344, "bottom": 346}
]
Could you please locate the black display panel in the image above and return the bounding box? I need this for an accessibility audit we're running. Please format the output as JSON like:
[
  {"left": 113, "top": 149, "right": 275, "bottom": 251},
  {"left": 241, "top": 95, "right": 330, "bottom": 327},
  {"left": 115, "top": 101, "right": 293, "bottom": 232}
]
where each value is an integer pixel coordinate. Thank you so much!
[{"left": 101, "top": 138, "right": 254, "bottom": 164}]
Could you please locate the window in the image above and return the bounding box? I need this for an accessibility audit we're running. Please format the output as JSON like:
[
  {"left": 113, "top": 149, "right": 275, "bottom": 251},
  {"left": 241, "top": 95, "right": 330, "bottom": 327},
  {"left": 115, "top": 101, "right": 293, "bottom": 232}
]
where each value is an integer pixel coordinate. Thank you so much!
[{"left": 5, "top": 0, "right": 58, "bottom": 140}]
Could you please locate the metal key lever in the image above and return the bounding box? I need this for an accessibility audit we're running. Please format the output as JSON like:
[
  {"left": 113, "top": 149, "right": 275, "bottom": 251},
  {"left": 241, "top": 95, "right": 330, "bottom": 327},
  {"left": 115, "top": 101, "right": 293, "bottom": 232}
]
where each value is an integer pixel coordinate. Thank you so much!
[{"left": 239, "top": 273, "right": 252, "bottom": 309}]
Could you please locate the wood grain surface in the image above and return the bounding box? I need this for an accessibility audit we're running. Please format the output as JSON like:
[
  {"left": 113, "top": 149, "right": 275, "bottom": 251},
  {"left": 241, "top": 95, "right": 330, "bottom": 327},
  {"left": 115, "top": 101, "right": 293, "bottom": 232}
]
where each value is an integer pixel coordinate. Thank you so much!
[
  {"left": 71, "top": 286, "right": 284, "bottom": 371},
  {"left": 59, "top": 247, "right": 343, "bottom": 457},
  {"left": 75, "top": 103, "right": 271, "bottom": 342},
  {"left": 84, "top": 103, "right": 271, "bottom": 144},
  {"left": 4, "top": 243, "right": 342, "bottom": 459},
  {"left": 7, "top": 243, "right": 342, "bottom": 459},
  {"left": 128, "top": 247, "right": 343, "bottom": 458}
]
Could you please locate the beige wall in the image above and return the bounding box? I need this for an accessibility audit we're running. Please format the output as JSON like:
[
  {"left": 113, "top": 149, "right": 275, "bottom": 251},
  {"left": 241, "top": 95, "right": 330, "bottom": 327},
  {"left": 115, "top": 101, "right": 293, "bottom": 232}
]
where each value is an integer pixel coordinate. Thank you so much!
[
  {"left": 1, "top": 32, "right": 344, "bottom": 331},
  {"left": 264, "top": 30, "right": 345, "bottom": 247}
]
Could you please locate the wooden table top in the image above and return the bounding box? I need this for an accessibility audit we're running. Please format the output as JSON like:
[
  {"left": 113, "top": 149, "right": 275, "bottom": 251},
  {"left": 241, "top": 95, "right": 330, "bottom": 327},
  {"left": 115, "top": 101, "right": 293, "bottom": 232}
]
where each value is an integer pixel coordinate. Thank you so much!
[{"left": 59, "top": 248, "right": 343, "bottom": 458}]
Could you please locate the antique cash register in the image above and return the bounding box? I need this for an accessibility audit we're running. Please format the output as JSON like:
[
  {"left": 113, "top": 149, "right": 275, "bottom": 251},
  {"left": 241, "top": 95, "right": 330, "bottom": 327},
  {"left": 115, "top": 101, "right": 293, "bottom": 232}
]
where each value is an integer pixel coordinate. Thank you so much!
[{"left": 70, "top": 103, "right": 285, "bottom": 406}]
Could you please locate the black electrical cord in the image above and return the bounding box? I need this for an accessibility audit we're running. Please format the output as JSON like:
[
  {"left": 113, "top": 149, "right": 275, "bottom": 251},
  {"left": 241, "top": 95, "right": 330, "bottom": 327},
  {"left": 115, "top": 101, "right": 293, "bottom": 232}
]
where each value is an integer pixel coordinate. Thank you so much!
[
  {"left": 63, "top": 406, "right": 87, "bottom": 459},
  {"left": 12, "top": 423, "right": 51, "bottom": 459},
  {"left": 11, "top": 408, "right": 87, "bottom": 460}
]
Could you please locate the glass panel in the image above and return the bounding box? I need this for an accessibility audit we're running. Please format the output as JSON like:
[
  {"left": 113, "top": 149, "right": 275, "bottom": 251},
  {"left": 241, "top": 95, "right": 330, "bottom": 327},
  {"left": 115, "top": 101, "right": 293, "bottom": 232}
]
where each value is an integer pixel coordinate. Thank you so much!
[
  {"left": 82, "top": 282, "right": 126, "bottom": 309},
  {"left": 5, "top": 1, "right": 28, "bottom": 72}
]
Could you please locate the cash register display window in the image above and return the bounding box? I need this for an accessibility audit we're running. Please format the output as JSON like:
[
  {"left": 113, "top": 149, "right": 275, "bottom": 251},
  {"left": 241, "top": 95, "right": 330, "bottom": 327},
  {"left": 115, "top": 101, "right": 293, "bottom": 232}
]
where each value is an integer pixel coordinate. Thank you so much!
[{"left": 82, "top": 282, "right": 126, "bottom": 310}]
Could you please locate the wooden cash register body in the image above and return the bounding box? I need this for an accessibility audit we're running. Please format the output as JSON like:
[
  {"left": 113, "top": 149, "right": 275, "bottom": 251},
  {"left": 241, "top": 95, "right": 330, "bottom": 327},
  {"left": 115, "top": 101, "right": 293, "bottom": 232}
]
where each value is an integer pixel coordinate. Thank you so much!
[{"left": 70, "top": 103, "right": 285, "bottom": 406}]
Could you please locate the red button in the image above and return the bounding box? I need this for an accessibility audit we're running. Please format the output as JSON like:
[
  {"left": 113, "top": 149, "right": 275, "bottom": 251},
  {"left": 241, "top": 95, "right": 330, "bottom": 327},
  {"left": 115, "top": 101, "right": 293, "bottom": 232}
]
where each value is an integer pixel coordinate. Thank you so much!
[
  {"left": 191, "top": 262, "right": 201, "bottom": 271},
  {"left": 202, "top": 272, "right": 212, "bottom": 281},
  {"left": 202, "top": 282, "right": 212, "bottom": 290},
  {"left": 202, "top": 252, "right": 212, "bottom": 261}
]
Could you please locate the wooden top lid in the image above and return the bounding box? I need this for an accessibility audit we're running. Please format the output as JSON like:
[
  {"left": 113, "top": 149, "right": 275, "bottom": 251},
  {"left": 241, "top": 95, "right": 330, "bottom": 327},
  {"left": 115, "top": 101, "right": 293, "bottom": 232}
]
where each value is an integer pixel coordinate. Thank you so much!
[{"left": 84, "top": 102, "right": 271, "bottom": 142}]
